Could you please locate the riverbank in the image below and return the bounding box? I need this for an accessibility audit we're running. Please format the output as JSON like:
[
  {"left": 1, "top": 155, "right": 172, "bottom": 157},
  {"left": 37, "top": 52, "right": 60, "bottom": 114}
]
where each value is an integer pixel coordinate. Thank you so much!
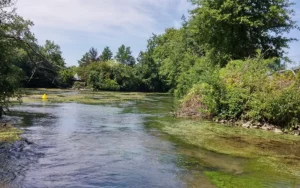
[
  {"left": 0, "top": 123, "right": 22, "bottom": 142},
  {"left": 146, "top": 116, "right": 300, "bottom": 187},
  {"left": 176, "top": 96, "right": 300, "bottom": 136}
]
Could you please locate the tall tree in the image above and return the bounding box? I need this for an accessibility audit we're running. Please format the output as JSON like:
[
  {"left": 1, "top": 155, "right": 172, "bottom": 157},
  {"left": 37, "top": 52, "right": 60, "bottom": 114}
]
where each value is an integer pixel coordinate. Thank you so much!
[
  {"left": 13, "top": 39, "right": 66, "bottom": 87},
  {"left": 189, "top": 0, "right": 298, "bottom": 66},
  {"left": 41, "top": 40, "right": 65, "bottom": 67},
  {"left": 78, "top": 47, "right": 99, "bottom": 67},
  {"left": 78, "top": 52, "right": 90, "bottom": 67},
  {"left": 100, "top": 46, "right": 113, "bottom": 61},
  {"left": 115, "top": 45, "right": 135, "bottom": 66},
  {"left": 88, "top": 47, "right": 99, "bottom": 62},
  {"left": 137, "top": 35, "right": 168, "bottom": 92},
  {"left": 153, "top": 28, "right": 193, "bottom": 90},
  {"left": 0, "top": 0, "right": 33, "bottom": 117},
  {"left": 25, "top": 40, "right": 65, "bottom": 86}
]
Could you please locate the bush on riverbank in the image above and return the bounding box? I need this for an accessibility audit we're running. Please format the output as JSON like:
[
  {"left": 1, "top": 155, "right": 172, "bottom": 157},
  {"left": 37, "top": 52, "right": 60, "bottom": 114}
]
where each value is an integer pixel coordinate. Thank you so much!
[
  {"left": 82, "top": 61, "right": 140, "bottom": 91},
  {"left": 180, "top": 55, "right": 300, "bottom": 128}
]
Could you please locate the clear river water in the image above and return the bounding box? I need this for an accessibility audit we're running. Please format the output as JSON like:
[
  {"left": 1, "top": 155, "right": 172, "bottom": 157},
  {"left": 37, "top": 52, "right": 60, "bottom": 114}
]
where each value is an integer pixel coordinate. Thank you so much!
[{"left": 0, "top": 93, "right": 299, "bottom": 187}]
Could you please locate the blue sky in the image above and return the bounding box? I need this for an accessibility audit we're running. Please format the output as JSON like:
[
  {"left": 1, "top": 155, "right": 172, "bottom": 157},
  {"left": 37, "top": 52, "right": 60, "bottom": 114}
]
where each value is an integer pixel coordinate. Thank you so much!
[{"left": 16, "top": 0, "right": 300, "bottom": 67}]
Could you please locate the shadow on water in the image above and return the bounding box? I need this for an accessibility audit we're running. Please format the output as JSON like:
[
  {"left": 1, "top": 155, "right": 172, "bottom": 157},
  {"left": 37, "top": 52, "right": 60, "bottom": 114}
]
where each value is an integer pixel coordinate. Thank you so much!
[{"left": 0, "top": 92, "right": 299, "bottom": 187}]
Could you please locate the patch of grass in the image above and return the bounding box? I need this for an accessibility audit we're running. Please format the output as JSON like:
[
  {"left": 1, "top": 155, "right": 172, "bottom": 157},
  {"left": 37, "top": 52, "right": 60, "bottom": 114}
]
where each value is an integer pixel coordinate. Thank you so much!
[{"left": 0, "top": 124, "right": 22, "bottom": 142}]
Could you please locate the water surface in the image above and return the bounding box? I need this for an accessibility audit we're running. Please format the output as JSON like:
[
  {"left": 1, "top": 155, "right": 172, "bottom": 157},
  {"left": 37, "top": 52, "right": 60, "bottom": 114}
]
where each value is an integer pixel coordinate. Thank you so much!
[
  {"left": 0, "top": 97, "right": 214, "bottom": 187},
  {"left": 0, "top": 93, "right": 299, "bottom": 187}
]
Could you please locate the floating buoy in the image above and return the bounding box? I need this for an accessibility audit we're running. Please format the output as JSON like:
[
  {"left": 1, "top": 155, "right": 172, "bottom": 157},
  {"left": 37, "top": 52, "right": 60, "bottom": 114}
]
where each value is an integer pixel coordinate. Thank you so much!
[{"left": 42, "top": 94, "right": 48, "bottom": 100}]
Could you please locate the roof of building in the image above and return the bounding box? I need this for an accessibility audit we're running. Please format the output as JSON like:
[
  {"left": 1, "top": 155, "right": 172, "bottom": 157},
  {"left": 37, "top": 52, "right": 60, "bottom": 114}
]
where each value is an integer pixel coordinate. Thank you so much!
[{"left": 72, "top": 73, "right": 82, "bottom": 81}]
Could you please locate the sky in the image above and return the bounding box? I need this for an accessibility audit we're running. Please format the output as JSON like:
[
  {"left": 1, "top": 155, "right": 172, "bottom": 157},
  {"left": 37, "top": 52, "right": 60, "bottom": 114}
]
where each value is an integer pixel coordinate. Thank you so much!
[{"left": 15, "top": 0, "right": 300, "bottom": 67}]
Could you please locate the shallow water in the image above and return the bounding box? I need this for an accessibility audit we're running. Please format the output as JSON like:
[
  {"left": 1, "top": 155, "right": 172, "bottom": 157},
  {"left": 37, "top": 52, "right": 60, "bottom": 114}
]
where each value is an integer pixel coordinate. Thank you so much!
[
  {"left": 0, "top": 97, "right": 210, "bottom": 187},
  {"left": 0, "top": 94, "right": 299, "bottom": 187}
]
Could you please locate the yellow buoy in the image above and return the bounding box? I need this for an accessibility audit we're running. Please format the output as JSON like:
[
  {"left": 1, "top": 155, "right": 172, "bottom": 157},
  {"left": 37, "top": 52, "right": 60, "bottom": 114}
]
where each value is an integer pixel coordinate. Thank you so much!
[{"left": 42, "top": 94, "right": 48, "bottom": 100}]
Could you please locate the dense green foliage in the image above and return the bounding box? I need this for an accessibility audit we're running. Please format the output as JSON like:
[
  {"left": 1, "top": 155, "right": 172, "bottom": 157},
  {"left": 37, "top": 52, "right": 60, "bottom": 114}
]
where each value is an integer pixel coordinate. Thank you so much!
[
  {"left": 77, "top": 41, "right": 168, "bottom": 92},
  {"left": 0, "top": 1, "right": 34, "bottom": 115},
  {"left": 0, "top": 0, "right": 72, "bottom": 117},
  {"left": 115, "top": 44, "right": 136, "bottom": 66},
  {"left": 14, "top": 40, "right": 67, "bottom": 87},
  {"left": 78, "top": 48, "right": 100, "bottom": 67},
  {"left": 189, "top": 0, "right": 297, "bottom": 66},
  {"left": 1, "top": 0, "right": 299, "bottom": 127},
  {"left": 136, "top": 35, "right": 169, "bottom": 92},
  {"left": 75, "top": 0, "right": 299, "bottom": 128},
  {"left": 183, "top": 54, "right": 300, "bottom": 127},
  {"left": 85, "top": 61, "right": 139, "bottom": 91},
  {"left": 100, "top": 47, "right": 113, "bottom": 62}
]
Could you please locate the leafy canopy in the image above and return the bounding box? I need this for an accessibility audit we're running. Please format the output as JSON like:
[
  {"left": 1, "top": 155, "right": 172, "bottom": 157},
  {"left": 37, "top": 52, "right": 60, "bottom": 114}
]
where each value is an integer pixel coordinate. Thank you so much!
[
  {"left": 100, "top": 46, "right": 113, "bottom": 62},
  {"left": 189, "top": 0, "right": 298, "bottom": 66},
  {"left": 115, "top": 44, "right": 136, "bottom": 66}
]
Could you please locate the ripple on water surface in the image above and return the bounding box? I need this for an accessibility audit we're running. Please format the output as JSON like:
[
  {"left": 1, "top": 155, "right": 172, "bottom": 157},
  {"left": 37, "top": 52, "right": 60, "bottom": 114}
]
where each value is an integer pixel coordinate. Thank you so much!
[
  {"left": 1, "top": 103, "right": 194, "bottom": 187},
  {"left": 3, "top": 100, "right": 298, "bottom": 188}
]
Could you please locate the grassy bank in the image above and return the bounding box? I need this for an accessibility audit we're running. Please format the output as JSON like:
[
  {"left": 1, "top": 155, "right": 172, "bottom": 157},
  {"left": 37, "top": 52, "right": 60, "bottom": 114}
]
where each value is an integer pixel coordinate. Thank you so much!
[
  {"left": 0, "top": 124, "right": 22, "bottom": 142},
  {"left": 146, "top": 117, "right": 300, "bottom": 187}
]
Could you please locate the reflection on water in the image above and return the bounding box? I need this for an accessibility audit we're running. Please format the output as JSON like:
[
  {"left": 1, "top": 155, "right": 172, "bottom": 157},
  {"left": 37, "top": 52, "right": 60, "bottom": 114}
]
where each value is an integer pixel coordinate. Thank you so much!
[
  {"left": 1, "top": 95, "right": 299, "bottom": 187},
  {"left": 1, "top": 101, "right": 202, "bottom": 187}
]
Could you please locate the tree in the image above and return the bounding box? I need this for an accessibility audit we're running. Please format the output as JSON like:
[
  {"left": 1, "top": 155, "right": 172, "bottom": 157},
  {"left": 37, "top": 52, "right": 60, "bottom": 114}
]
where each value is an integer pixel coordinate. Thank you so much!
[
  {"left": 84, "top": 61, "right": 139, "bottom": 91},
  {"left": 88, "top": 47, "right": 99, "bottom": 62},
  {"left": 0, "top": 1, "right": 33, "bottom": 117},
  {"left": 100, "top": 46, "right": 113, "bottom": 62},
  {"left": 189, "top": 0, "right": 298, "bottom": 66},
  {"left": 78, "top": 47, "right": 99, "bottom": 67},
  {"left": 13, "top": 39, "right": 66, "bottom": 87},
  {"left": 41, "top": 40, "right": 65, "bottom": 67},
  {"left": 58, "top": 66, "right": 77, "bottom": 87},
  {"left": 0, "top": 0, "right": 69, "bottom": 117},
  {"left": 153, "top": 28, "right": 195, "bottom": 91},
  {"left": 115, "top": 44, "right": 135, "bottom": 66},
  {"left": 78, "top": 52, "right": 90, "bottom": 67},
  {"left": 136, "top": 35, "right": 167, "bottom": 92},
  {"left": 0, "top": 39, "right": 23, "bottom": 117}
]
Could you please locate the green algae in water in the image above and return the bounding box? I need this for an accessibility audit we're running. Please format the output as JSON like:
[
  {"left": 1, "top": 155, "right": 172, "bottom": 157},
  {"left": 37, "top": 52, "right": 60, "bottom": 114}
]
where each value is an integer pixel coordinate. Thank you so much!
[
  {"left": 144, "top": 116, "right": 300, "bottom": 187},
  {"left": 18, "top": 89, "right": 149, "bottom": 105},
  {"left": 205, "top": 171, "right": 264, "bottom": 188},
  {"left": 0, "top": 125, "right": 22, "bottom": 142},
  {"left": 205, "top": 170, "right": 300, "bottom": 188}
]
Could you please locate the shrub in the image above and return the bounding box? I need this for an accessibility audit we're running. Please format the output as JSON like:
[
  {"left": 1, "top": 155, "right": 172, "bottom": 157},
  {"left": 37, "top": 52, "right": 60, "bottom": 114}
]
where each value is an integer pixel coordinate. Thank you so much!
[
  {"left": 102, "top": 79, "right": 120, "bottom": 91},
  {"left": 72, "top": 82, "right": 86, "bottom": 90},
  {"left": 182, "top": 83, "right": 220, "bottom": 118},
  {"left": 181, "top": 54, "right": 300, "bottom": 128},
  {"left": 84, "top": 61, "right": 140, "bottom": 91}
]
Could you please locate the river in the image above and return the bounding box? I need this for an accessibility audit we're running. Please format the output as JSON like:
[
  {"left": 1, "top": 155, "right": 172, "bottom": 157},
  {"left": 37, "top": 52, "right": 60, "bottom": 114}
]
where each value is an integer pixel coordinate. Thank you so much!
[{"left": 0, "top": 92, "right": 299, "bottom": 187}]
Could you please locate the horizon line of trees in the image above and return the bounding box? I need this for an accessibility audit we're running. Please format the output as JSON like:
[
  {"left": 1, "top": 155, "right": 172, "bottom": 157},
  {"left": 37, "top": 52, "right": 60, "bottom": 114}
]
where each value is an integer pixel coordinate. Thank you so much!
[{"left": 78, "top": 45, "right": 135, "bottom": 67}]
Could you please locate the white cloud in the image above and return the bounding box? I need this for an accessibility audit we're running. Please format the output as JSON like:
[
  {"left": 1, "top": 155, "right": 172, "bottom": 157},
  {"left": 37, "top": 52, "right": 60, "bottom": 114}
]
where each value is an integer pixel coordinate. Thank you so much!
[
  {"left": 16, "top": 0, "right": 189, "bottom": 37},
  {"left": 14, "top": 0, "right": 192, "bottom": 65}
]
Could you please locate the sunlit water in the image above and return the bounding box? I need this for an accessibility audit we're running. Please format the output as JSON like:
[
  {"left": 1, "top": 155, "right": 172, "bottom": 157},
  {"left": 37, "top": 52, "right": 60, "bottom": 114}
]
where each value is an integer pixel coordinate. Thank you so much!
[
  {"left": 0, "top": 97, "right": 214, "bottom": 187},
  {"left": 0, "top": 94, "right": 299, "bottom": 187}
]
